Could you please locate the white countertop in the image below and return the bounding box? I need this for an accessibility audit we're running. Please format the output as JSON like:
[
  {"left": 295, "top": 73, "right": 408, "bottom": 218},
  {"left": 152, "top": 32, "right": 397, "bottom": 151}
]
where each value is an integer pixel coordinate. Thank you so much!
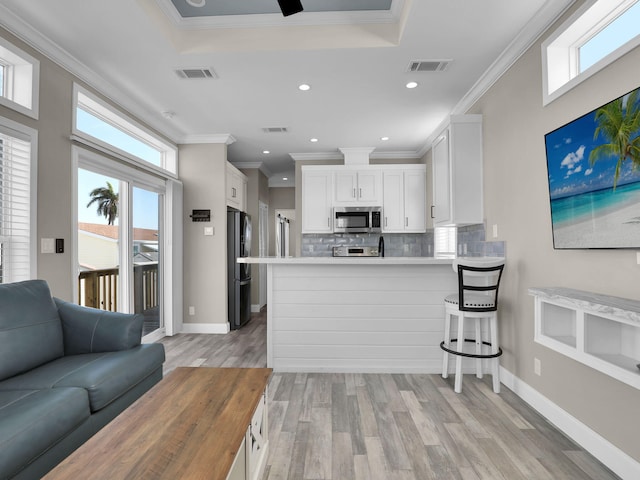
[{"left": 239, "top": 256, "right": 504, "bottom": 265}]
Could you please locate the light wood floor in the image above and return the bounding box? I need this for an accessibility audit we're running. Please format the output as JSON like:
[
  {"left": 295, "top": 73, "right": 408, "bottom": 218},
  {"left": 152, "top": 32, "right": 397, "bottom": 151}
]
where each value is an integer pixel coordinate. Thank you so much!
[{"left": 158, "top": 312, "right": 620, "bottom": 480}]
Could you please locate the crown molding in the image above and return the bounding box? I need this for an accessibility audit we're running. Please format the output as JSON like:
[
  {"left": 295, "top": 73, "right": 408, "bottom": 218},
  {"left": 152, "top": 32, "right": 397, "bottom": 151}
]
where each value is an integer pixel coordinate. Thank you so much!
[
  {"left": 232, "top": 161, "right": 272, "bottom": 177},
  {"left": 180, "top": 134, "right": 236, "bottom": 145},
  {"left": 371, "top": 150, "right": 422, "bottom": 160},
  {"left": 290, "top": 152, "right": 343, "bottom": 162},
  {"left": 452, "top": 0, "right": 574, "bottom": 116}
]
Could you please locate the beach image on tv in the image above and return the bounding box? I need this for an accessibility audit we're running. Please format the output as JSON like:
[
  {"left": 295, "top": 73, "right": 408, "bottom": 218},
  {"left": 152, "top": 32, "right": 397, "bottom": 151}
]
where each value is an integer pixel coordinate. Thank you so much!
[{"left": 544, "top": 86, "right": 640, "bottom": 249}]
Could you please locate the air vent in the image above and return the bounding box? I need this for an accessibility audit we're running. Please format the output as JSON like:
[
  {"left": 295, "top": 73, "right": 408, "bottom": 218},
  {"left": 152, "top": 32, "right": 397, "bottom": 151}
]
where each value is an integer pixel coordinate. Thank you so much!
[
  {"left": 407, "top": 60, "right": 451, "bottom": 72},
  {"left": 174, "top": 68, "right": 218, "bottom": 79},
  {"left": 262, "top": 127, "right": 289, "bottom": 133}
]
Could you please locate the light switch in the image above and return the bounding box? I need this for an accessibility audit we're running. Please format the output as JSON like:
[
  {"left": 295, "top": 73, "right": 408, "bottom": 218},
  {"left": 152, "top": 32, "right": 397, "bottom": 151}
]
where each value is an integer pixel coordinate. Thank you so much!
[
  {"left": 41, "top": 238, "right": 55, "bottom": 254},
  {"left": 204, "top": 226, "right": 214, "bottom": 236},
  {"left": 492, "top": 224, "right": 498, "bottom": 238}
]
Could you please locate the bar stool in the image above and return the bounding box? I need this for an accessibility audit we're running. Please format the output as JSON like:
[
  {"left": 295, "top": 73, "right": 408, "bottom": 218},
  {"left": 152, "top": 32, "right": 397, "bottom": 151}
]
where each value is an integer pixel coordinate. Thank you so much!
[{"left": 440, "top": 258, "right": 504, "bottom": 393}]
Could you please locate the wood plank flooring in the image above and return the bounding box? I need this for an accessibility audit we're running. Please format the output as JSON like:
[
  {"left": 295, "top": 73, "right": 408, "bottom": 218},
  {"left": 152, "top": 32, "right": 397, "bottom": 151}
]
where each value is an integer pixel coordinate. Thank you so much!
[{"left": 158, "top": 312, "right": 620, "bottom": 480}]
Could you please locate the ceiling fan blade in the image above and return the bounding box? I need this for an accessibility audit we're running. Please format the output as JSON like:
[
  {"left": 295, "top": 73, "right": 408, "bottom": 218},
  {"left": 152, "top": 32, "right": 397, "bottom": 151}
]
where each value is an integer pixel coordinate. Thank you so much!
[{"left": 277, "top": 0, "right": 303, "bottom": 16}]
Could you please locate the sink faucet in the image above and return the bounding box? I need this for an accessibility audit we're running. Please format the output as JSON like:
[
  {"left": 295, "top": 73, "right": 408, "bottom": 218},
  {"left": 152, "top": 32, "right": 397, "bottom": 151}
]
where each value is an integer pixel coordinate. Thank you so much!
[{"left": 378, "top": 235, "right": 385, "bottom": 257}]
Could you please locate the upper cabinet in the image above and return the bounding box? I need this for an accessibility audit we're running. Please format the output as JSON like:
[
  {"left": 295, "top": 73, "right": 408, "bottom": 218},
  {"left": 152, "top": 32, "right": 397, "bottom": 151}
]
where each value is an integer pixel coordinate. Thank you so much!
[
  {"left": 301, "top": 167, "right": 334, "bottom": 233},
  {"left": 334, "top": 169, "right": 382, "bottom": 205},
  {"left": 226, "top": 162, "right": 247, "bottom": 212},
  {"left": 432, "top": 115, "right": 483, "bottom": 226},
  {"left": 382, "top": 166, "right": 426, "bottom": 233},
  {"left": 302, "top": 164, "right": 427, "bottom": 234}
]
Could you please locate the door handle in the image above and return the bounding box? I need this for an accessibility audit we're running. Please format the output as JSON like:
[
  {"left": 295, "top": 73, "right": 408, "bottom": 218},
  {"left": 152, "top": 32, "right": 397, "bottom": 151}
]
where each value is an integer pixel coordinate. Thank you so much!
[
  {"left": 405, "top": 217, "right": 409, "bottom": 227},
  {"left": 353, "top": 188, "right": 356, "bottom": 198},
  {"left": 384, "top": 217, "right": 388, "bottom": 227},
  {"left": 430, "top": 205, "right": 435, "bottom": 218},
  {"left": 359, "top": 188, "right": 362, "bottom": 198}
]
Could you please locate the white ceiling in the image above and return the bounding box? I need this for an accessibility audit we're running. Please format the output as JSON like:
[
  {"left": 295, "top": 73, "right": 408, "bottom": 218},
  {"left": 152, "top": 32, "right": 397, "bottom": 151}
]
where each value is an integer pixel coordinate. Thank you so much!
[{"left": 0, "top": 0, "right": 573, "bottom": 183}]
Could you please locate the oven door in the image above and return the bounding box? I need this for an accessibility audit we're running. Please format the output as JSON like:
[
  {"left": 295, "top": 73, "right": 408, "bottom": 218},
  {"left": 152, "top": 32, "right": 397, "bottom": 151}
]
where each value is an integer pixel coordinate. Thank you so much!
[{"left": 334, "top": 210, "right": 370, "bottom": 233}]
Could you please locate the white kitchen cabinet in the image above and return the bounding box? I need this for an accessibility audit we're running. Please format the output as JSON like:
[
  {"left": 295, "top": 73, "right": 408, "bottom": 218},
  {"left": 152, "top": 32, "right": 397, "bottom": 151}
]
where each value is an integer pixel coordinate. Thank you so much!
[
  {"left": 334, "top": 169, "right": 382, "bottom": 205},
  {"left": 432, "top": 115, "right": 483, "bottom": 226},
  {"left": 301, "top": 167, "right": 333, "bottom": 233},
  {"left": 227, "top": 163, "right": 248, "bottom": 212},
  {"left": 382, "top": 166, "right": 426, "bottom": 233},
  {"left": 530, "top": 287, "right": 640, "bottom": 390}
]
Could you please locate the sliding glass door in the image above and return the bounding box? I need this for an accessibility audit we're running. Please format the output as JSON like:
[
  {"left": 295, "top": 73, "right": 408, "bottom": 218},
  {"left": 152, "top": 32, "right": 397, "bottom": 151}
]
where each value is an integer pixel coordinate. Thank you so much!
[{"left": 76, "top": 150, "right": 166, "bottom": 339}]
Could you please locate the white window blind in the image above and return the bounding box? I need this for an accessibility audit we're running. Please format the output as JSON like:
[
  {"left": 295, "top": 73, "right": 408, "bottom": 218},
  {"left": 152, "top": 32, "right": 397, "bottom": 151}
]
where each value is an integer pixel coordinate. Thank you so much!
[
  {"left": 434, "top": 226, "right": 457, "bottom": 257},
  {"left": 0, "top": 127, "right": 32, "bottom": 283}
]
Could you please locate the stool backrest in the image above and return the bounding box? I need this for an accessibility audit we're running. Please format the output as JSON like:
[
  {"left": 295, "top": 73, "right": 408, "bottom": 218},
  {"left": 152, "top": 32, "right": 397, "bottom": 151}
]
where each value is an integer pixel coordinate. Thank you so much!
[{"left": 456, "top": 261, "right": 504, "bottom": 313}]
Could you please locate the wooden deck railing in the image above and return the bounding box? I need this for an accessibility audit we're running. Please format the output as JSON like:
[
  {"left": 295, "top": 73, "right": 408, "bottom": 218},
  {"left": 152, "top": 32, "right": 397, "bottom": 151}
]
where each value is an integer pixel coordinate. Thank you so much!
[{"left": 78, "top": 264, "right": 158, "bottom": 313}]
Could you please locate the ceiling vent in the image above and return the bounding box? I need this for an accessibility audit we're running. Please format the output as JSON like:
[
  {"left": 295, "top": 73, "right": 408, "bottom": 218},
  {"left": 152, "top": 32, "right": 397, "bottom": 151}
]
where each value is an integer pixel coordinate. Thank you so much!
[
  {"left": 407, "top": 60, "right": 451, "bottom": 72},
  {"left": 174, "top": 68, "right": 218, "bottom": 79},
  {"left": 262, "top": 127, "right": 289, "bottom": 133}
]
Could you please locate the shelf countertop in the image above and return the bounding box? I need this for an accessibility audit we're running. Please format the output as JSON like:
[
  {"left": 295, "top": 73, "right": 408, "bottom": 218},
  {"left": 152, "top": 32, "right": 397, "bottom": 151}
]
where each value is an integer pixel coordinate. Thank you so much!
[
  {"left": 238, "top": 256, "right": 504, "bottom": 266},
  {"left": 529, "top": 286, "right": 640, "bottom": 324}
]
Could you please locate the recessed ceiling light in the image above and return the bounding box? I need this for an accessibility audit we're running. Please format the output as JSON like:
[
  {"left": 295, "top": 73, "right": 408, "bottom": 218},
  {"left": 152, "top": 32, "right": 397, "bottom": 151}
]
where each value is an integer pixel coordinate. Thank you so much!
[
  {"left": 283, "top": 177, "right": 288, "bottom": 181},
  {"left": 298, "top": 84, "right": 311, "bottom": 91},
  {"left": 310, "top": 138, "right": 318, "bottom": 143},
  {"left": 381, "top": 136, "right": 389, "bottom": 141},
  {"left": 186, "top": 0, "right": 206, "bottom": 7},
  {"left": 263, "top": 150, "right": 270, "bottom": 154},
  {"left": 406, "top": 81, "right": 418, "bottom": 89}
]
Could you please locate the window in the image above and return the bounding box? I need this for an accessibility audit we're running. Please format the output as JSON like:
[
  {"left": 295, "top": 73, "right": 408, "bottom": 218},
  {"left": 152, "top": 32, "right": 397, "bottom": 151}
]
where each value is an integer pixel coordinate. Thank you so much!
[
  {"left": 542, "top": 0, "right": 640, "bottom": 105},
  {"left": 0, "top": 118, "right": 37, "bottom": 283},
  {"left": 434, "top": 226, "right": 457, "bottom": 258},
  {"left": 0, "top": 36, "right": 40, "bottom": 119},
  {"left": 73, "top": 86, "right": 177, "bottom": 175}
]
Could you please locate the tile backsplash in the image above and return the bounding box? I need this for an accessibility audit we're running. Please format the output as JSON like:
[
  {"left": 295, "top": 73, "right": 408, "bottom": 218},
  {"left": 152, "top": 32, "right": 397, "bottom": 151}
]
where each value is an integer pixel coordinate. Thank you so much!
[
  {"left": 301, "top": 223, "right": 505, "bottom": 258},
  {"left": 301, "top": 232, "right": 434, "bottom": 257}
]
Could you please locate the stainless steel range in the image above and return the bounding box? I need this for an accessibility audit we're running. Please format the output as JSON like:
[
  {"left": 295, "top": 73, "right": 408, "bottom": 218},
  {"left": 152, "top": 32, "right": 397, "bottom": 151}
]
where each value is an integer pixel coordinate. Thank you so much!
[{"left": 332, "top": 246, "right": 379, "bottom": 257}]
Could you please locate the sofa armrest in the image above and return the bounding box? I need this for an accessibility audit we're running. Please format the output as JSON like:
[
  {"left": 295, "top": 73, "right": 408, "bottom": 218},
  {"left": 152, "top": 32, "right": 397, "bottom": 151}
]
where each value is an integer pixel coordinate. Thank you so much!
[{"left": 54, "top": 298, "right": 144, "bottom": 354}]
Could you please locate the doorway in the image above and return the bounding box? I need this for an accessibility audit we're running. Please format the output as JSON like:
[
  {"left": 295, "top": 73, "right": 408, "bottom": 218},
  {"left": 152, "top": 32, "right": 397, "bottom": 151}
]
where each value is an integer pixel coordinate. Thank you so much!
[{"left": 76, "top": 149, "right": 166, "bottom": 340}]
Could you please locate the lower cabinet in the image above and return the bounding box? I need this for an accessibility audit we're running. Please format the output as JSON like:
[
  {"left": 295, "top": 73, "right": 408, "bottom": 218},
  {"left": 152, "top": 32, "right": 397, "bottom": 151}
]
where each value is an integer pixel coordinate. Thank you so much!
[{"left": 227, "top": 391, "right": 268, "bottom": 480}]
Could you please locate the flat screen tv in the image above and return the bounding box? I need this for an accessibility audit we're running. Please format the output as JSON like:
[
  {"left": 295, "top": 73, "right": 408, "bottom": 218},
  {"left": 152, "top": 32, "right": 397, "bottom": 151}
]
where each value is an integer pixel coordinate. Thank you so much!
[{"left": 544, "top": 86, "right": 640, "bottom": 249}]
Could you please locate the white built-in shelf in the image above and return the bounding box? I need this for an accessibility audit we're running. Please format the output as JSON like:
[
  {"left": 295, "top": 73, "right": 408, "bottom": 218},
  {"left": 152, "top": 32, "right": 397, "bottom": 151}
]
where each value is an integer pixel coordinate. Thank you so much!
[{"left": 530, "top": 287, "right": 640, "bottom": 389}]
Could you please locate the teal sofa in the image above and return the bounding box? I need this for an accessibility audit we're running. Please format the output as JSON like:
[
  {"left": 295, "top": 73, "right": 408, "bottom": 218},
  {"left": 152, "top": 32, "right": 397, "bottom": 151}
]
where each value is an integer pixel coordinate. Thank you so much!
[{"left": 0, "top": 280, "right": 165, "bottom": 479}]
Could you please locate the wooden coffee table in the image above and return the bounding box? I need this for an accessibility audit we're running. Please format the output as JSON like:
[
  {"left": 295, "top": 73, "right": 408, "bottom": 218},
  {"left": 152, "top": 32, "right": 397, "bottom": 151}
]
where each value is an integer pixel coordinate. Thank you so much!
[{"left": 44, "top": 367, "right": 272, "bottom": 480}]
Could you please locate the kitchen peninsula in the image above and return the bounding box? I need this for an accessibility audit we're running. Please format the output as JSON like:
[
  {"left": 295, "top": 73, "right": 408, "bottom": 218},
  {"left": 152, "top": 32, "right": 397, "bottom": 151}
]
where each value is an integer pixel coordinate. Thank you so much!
[{"left": 240, "top": 256, "right": 503, "bottom": 373}]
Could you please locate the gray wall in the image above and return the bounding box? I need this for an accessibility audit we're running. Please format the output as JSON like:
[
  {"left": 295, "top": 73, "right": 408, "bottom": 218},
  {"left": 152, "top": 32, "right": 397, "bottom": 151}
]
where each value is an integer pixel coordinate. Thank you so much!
[
  {"left": 471, "top": 4, "right": 640, "bottom": 461},
  {"left": 242, "top": 168, "right": 269, "bottom": 306},
  {"left": 180, "top": 143, "right": 228, "bottom": 327}
]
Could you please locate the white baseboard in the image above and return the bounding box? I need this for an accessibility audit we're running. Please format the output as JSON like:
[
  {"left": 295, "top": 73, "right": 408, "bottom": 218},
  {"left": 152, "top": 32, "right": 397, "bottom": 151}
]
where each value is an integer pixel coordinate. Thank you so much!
[
  {"left": 500, "top": 367, "right": 640, "bottom": 480},
  {"left": 180, "top": 322, "right": 230, "bottom": 334}
]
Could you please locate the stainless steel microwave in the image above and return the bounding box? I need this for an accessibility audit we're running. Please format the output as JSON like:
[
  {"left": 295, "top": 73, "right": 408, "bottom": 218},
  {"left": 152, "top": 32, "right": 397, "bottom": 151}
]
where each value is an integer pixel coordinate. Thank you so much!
[{"left": 333, "top": 206, "right": 382, "bottom": 234}]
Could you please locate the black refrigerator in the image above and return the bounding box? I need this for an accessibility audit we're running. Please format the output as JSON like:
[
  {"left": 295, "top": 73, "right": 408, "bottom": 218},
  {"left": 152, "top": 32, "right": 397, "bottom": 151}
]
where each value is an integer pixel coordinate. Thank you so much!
[{"left": 227, "top": 208, "right": 252, "bottom": 330}]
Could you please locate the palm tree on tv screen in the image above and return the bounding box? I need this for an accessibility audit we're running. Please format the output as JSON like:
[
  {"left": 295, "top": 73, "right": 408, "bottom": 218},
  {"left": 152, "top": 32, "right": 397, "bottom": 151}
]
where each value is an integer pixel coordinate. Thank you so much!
[
  {"left": 87, "top": 181, "right": 119, "bottom": 225},
  {"left": 589, "top": 89, "right": 640, "bottom": 189}
]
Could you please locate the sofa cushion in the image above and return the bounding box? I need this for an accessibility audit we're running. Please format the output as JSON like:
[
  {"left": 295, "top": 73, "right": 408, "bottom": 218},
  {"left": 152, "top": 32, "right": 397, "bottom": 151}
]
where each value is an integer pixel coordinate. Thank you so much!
[
  {"left": 0, "top": 344, "right": 165, "bottom": 412},
  {"left": 54, "top": 298, "right": 144, "bottom": 354},
  {"left": 0, "top": 280, "right": 64, "bottom": 381},
  {"left": 0, "top": 388, "right": 90, "bottom": 479}
]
